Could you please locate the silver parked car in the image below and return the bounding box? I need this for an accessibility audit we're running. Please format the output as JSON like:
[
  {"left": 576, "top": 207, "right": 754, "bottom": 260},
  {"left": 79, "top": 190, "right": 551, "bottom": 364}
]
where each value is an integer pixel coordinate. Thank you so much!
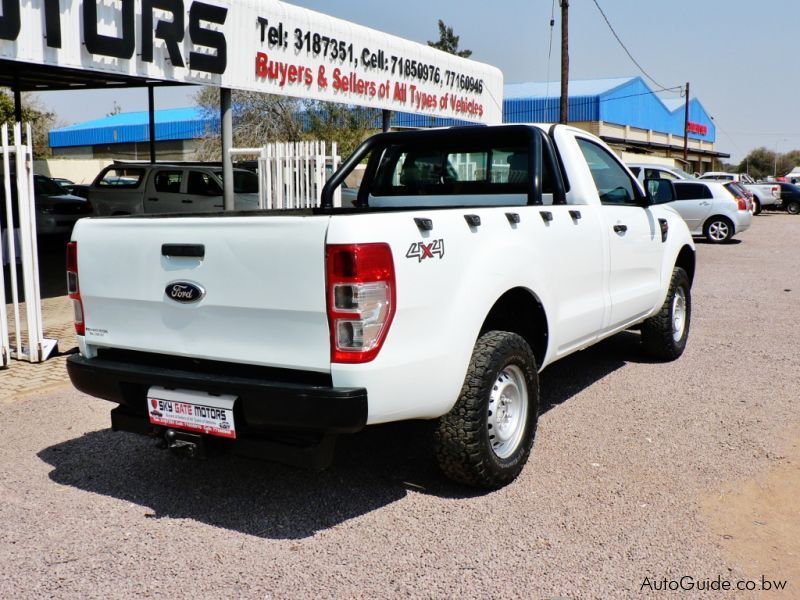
[{"left": 669, "top": 180, "right": 752, "bottom": 243}]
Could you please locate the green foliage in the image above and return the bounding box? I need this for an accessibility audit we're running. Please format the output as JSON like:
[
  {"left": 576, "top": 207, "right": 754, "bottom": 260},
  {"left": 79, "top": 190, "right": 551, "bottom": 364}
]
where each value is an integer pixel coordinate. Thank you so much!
[
  {"left": 427, "top": 20, "right": 473, "bottom": 58},
  {"left": 735, "top": 146, "right": 800, "bottom": 180},
  {"left": 0, "top": 89, "right": 56, "bottom": 159},
  {"left": 303, "top": 101, "right": 379, "bottom": 158}
]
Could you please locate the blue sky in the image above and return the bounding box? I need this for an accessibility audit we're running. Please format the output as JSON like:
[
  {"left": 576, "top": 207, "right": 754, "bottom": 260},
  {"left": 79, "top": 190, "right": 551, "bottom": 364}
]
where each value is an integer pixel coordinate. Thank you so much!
[{"left": 38, "top": 0, "right": 800, "bottom": 162}]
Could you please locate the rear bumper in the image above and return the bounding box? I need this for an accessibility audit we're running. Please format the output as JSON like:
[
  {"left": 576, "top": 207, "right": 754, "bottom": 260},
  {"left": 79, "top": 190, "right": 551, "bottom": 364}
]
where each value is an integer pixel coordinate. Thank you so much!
[{"left": 66, "top": 354, "right": 368, "bottom": 434}]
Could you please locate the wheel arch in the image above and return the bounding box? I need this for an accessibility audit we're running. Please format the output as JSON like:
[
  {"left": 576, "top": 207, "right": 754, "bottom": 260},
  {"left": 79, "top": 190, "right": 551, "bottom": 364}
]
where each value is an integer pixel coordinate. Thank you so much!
[
  {"left": 675, "top": 244, "right": 696, "bottom": 286},
  {"left": 478, "top": 287, "right": 549, "bottom": 369}
]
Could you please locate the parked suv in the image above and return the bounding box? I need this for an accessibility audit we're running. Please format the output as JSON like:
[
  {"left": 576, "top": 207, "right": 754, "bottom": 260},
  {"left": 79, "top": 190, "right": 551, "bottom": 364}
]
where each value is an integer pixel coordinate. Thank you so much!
[
  {"left": 1, "top": 174, "right": 93, "bottom": 236},
  {"left": 669, "top": 180, "right": 752, "bottom": 243},
  {"left": 88, "top": 163, "right": 260, "bottom": 216}
]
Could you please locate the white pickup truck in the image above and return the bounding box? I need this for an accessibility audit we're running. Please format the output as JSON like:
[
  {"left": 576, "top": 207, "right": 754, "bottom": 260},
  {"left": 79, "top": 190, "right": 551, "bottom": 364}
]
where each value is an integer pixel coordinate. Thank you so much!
[{"left": 66, "top": 125, "right": 696, "bottom": 488}]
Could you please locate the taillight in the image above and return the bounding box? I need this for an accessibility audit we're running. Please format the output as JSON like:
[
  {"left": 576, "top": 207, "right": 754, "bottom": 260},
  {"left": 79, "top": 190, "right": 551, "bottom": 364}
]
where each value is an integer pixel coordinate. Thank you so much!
[
  {"left": 736, "top": 197, "right": 747, "bottom": 211},
  {"left": 326, "top": 243, "right": 395, "bottom": 363},
  {"left": 66, "top": 241, "right": 85, "bottom": 335}
]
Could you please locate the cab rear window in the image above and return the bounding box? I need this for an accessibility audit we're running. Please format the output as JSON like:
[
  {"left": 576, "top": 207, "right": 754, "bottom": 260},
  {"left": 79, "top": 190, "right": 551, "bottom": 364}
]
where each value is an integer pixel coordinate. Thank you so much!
[{"left": 370, "top": 144, "right": 530, "bottom": 196}]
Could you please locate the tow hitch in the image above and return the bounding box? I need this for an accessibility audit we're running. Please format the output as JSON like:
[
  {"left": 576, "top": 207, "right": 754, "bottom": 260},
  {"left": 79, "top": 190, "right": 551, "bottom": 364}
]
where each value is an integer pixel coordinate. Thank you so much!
[{"left": 157, "top": 428, "right": 206, "bottom": 459}]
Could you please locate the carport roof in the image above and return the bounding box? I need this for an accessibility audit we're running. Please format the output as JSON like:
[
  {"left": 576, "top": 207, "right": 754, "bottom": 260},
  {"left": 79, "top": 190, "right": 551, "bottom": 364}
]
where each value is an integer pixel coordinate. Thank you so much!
[{"left": 0, "top": 58, "right": 187, "bottom": 92}]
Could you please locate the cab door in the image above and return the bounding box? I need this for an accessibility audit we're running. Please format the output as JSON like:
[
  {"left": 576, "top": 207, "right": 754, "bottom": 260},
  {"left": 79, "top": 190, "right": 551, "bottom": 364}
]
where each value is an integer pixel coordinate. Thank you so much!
[
  {"left": 575, "top": 137, "right": 663, "bottom": 330},
  {"left": 144, "top": 169, "right": 185, "bottom": 214},
  {"left": 184, "top": 170, "right": 224, "bottom": 212}
]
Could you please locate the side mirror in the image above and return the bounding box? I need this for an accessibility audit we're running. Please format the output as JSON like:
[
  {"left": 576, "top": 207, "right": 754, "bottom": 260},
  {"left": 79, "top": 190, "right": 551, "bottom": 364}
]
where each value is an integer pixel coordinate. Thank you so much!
[{"left": 644, "top": 178, "right": 676, "bottom": 205}]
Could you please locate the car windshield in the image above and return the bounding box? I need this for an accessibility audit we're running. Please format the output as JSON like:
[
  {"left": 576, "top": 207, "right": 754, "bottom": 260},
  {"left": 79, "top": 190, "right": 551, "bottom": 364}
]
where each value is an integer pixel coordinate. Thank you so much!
[
  {"left": 213, "top": 170, "right": 259, "bottom": 194},
  {"left": 34, "top": 176, "right": 67, "bottom": 196}
]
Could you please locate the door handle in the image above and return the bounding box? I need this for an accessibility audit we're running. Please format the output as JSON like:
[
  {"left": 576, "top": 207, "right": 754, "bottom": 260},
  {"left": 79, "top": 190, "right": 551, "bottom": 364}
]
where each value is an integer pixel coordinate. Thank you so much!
[
  {"left": 700, "top": 201, "right": 711, "bottom": 206},
  {"left": 181, "top": 199, "right": 193, "bottom": 204},
  {"left": 569, "top": 210, "right": 582, "bottom": 220},
  {"left": 613, "top": 224, "right": 628, "bottom": 233},
  {"left": 147, "top": 197, "right": 158, "bottom": 202}
]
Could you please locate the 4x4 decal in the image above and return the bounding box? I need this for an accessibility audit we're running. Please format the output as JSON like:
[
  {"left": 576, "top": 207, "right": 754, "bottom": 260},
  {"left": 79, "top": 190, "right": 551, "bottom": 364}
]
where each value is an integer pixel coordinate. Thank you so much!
[{"left": 406, "top": 239, "right": 445, "bottom": 262}]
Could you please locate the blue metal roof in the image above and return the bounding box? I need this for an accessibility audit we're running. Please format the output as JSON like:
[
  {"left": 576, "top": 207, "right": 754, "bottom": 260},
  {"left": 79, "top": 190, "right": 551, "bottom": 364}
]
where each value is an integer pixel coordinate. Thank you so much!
[
  {"left": 48, "top": 77, "right": 715, "bottom": 147},
  {"left": 503, "top": 76, "right": 715, "bottom": 142},
  {"left": 48, "top": 107, "right": 214, "bottom": 148},
  {"left": 393, "top": 76, "right": 715, "bottom": 142}
]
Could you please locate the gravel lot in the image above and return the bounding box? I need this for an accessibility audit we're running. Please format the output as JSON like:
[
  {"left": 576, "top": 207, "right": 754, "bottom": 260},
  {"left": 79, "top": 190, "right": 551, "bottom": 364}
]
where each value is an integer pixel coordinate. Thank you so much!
[{"left": 1, "top": 213, "right": 798, "bottom": 599}]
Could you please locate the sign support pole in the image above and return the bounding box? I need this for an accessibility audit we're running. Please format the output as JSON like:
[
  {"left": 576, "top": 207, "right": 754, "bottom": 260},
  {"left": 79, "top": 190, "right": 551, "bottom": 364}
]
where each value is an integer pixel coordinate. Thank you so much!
[
  {"left": 221, "top": 88, "right": 234, "bottom": 212},
  {"left": 148, "top": 84, "right": 156, "bottom": 163}
]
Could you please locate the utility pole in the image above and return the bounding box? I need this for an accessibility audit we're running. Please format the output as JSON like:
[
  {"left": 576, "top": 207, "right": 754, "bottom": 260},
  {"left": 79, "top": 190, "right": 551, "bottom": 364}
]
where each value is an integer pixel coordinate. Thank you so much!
[
  {"left": 560, "top": 1, "right": 569, "bottom": 123},
  {"left": 683, "top": 81, "right": 690, "bottom": 162}
]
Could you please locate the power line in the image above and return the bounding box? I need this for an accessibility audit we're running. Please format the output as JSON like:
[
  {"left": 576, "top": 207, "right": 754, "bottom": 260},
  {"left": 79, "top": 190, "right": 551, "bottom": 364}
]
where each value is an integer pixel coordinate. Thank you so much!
[{"left": 589, "top": 0, "right": 680, "bottom": 93}]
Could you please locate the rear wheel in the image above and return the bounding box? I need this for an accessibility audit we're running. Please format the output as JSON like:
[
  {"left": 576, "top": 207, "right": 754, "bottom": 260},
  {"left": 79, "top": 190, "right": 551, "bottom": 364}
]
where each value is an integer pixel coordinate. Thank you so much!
[
  {"left": 435, "top": 331, "right": 539, "bottom": 489},
  {"left": 641, "top": 267, "right": 691, "bottom": 360},
  {"left": 703, "top": 216, "right": 733, "bottom": 243},
  {"left": 787, "top": 200, "right": 800, "bottom": 215},
  {"left": 752, "top": 198, "right": 762, "bottom": 215}
]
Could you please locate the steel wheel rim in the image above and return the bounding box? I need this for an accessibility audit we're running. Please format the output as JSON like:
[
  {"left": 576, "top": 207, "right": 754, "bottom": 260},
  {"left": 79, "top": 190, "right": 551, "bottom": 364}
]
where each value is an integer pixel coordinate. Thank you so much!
[
  {"left": 488, "top": 364, "right": 528, "bottom": 459},
  {"left": 672, "top": 287, "right": 687, "bottom": 342},
  {"left": 708, "top": 221, "right": 729, "bottom": 241}
]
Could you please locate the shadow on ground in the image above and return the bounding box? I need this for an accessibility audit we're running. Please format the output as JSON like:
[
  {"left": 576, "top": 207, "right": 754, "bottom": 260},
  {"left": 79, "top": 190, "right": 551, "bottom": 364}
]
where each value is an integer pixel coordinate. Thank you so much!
[
  {"left": 38, "top": 330, "right": 649, "bottom": 539},
  {"left": 3, "top": 234, "right": 69, "bottom": 300}
]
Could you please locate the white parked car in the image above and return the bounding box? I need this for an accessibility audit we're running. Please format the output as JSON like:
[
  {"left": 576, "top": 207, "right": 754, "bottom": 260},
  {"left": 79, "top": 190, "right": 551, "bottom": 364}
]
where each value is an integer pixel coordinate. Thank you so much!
[
  {"left": 669, "top": 180, "right": 752, "bottom": 243},
  {"left": 627, "top": 163, "right": 693, "bottom": 183}
]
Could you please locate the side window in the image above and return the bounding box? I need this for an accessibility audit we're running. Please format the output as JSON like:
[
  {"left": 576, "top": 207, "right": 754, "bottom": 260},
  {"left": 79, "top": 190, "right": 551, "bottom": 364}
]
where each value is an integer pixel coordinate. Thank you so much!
[
  {"left": 657, "top": 169, "right": 679, "bottom": 181},
  {"left": 187, "top": 171, "right": 222, "bottom": 196},
  {"left": 153, "top": 170, "right": 183, "bottom": 193},
  {"left": 675, "top": 183, "right": 709, "bottom": 200},
  {"left": 576, "top": 138, "right": 638, "bottom": 206},
  {"left": 96, "top": 167, "right": 144, "bottom": 189}
]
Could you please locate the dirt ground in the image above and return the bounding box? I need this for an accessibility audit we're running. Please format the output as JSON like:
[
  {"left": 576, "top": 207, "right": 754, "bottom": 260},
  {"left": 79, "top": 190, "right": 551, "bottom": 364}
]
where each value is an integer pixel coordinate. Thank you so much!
[{"left": 1, "top": 212, "right": 798, "bottom": 598}]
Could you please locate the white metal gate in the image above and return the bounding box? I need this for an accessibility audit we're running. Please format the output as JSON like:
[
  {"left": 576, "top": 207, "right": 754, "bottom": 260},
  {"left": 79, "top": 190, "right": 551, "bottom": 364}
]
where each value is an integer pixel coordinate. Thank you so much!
[
  {"left": 1, "top": 122, "right": 56, "bottom": 366},
  {"left": 231, "top": 141, "right": 341, "bottom": 210}
]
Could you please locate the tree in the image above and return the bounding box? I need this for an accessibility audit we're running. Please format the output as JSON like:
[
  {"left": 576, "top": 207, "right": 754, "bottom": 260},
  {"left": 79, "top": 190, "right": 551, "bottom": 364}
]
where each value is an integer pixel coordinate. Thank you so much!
[
  {"left": 303, "top": 101, "right": 379, "bottom": 158},
  {"left": 734, "top": 146, "right": 800, "bottom": 180},
  {"left": 427, "top": 20, "right": 472, "bottom": 58},
  {"left": 193, "top": 87, "right": 378, "bottom": 160},
  {"left": 193, "top": 86, "right": 304, "bottom": 160},
  {"left": 0, "top": 89, "right": 57, "bottom": 159}
]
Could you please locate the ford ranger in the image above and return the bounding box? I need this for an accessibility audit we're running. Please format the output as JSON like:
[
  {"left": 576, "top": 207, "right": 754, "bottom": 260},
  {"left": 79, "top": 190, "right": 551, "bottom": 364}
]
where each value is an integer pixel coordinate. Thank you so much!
[{"left": 66, "top": 125, "right": 696, "bottom": 488}]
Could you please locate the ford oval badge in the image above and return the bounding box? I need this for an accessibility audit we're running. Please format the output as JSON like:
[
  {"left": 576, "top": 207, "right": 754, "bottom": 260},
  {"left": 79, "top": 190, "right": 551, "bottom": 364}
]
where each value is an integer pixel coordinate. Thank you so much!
[{"left": 165, "top": 281, "right": 205, "bottom": 303}]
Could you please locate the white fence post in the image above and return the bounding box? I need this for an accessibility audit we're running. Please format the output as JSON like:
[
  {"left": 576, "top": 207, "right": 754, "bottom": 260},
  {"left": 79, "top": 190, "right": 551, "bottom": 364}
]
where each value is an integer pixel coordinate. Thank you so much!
[
  {"left": 1, "top": 122, "right": 57, "bottom": 365},
  {"left": 229, "top": 139, "right": 343, "bottom": 211}
]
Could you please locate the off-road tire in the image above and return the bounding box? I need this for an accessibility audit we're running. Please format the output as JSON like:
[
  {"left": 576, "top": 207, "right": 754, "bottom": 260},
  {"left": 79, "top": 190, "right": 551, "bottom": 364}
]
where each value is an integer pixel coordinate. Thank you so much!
[
  {"left": 703, "top": 216, "right": 734, "bottom": 243},
  {"left": 641, "top": 267, "right": 691, "bottom": 361},
  {"left": 434, "top": 331, "right": 539, "bottom": 489}
]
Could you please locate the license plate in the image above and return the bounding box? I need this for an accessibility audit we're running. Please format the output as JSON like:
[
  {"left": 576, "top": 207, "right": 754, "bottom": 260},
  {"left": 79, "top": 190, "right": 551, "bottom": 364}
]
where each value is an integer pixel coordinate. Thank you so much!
[{"left": 147, "top": 387, "right": 237, "bottom": 439}]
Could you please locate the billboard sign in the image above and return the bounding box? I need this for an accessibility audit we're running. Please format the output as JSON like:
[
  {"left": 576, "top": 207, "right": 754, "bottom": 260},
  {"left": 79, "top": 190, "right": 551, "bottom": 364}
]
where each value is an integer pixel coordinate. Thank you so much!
[{"left": 0, "top": 0, "right": 503, "bottom": 123}]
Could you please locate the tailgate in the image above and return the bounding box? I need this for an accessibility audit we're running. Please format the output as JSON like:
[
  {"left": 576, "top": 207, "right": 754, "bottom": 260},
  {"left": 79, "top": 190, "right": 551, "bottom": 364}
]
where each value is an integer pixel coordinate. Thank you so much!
[{"left": 74, "top": 215, "right": 332, "bottom": 372}]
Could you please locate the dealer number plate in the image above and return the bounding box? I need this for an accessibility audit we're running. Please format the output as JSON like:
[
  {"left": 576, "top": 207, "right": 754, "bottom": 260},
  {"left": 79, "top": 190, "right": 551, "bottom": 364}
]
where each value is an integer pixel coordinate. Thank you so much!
[{"left": 147, "top": 387, "right": 237, "bottom": 439}]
